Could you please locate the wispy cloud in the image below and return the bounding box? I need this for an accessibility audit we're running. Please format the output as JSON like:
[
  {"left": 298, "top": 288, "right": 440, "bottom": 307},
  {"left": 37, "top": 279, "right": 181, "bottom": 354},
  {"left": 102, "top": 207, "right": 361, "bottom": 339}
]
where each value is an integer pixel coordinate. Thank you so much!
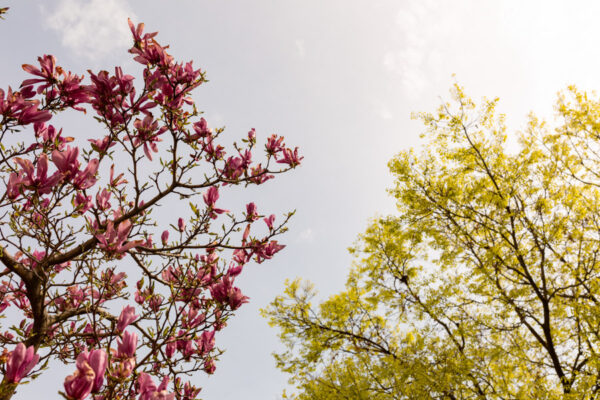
[
  {"left": 44, "top": 0, "right": 137, "bottom": 61},
  {"left": 382, "top": 0, "right": 449, "bottom": 97},
  {"left": 371, "top": 99, "right": 393, "bottom": 120},
  {"left": 294, "top": 39, "right": 306, "bottom": 59},
  {"left": 297, "top": 228, "right": 315, "bottom": 244}
]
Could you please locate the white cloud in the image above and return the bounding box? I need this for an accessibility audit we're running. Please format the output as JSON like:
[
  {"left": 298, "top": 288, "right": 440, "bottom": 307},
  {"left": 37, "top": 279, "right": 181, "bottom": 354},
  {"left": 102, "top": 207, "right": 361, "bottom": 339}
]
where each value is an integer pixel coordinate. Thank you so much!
[
  {"left": 295, "top": 39, "right": 306, "bottom": 58},
  {"left": 203, "top": 111, "right": 225, "bottom": 128},
  {"left": 297, "top": 228, "right": 315, "bottom": 243},
  {"left": 382, "top": 0, "right": 445, "bottom": 97},
  {"left": 372, "top": 99, "right": 393, "bottom": 120},
  {"left": 44, "top": 0, "right": 137, "bottom": 61}
]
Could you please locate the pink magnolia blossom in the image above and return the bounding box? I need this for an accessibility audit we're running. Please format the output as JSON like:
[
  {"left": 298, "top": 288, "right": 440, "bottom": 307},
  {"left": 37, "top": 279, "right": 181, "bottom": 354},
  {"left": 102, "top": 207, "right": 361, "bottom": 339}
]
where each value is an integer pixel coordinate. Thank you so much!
[
  {"left": 63, "top": 363, "right": 94, "bottom": 400},
  {"left": 137, "top": 372, "right": 174, "bottom": 400},
  {"left": 221, "top": 156, "right": 245, "bottom": 180},
  {"left": 177, "top": 217, "right": 185, "bottom": 232},
  {"left": 88, "top": 136, "right": 115, "bottom": 153},
  {"left": 114, "top": 358, "right": 136, "bottom": 379},
  {"left": 228, "top": 263, "right": 244, "bottom": 278},
  {"left": 165, "top": 338, "right": 176, "bottom": 359},
  {"left": 117, "top": 305, "right": 138, "bottom": 332},
  {"left": 21, "top": 55, "right": 60, "bottom": 94},
  {"left": 141, "top": 235, "right": 153, "bottom": 249},
  {"left": 63, "top": 349, "right": 107, "bottom": 399},
  {"left": 87, "top": 69, "right": 130, "bottom": 127},
  {"left": 148, "top": 295, "right": 163, "bottom": 312},
  {"left": 52, "top": 146, "right": 80, "bottom": 178},
  {"left": 209, "top": 277, "right": 249, "bottom": 310},
  {"left": 16, "top": 103, "right": 51, "bottom": 125},
  {"left": 185, "top": 117, "right": 211, "bottom": 142},
  {"left": 203, "top": 358, "right": 216, "bottom": 374},
  {"left": 54, "top": 285, "right": 89, "bottom": 311},
  {"left": 240, "top": 149, "right": 252, "bottom": 168},
  {"left": 52, "top": 146, "right": 97, "bottom": 189},
  {"left": 232, "top": 248, "right": 250, "bottom": 267},
  {"left": 201, "top": 137, "right": 225, "bottom": 161},
  {"left": 249, "top": 163, "right": 273, "bottom": 184},
  {"left": 109, "top": 164, "right": 127, "bottom": 187},
  {"left": 95, "top": 219, "right": 144, "bottom": 256},
  {"left": 276, "top": 147, "right": 303, "bottom": 167},
  {"left": 181, "top": 381, "right": 201, "bottom": 400},
  {"left": 128, "top": 18, "right": 158, "bottom": 48},
  {"left": 73, "top": 159, "right": 99, "bottom": 189},
  {"left": 86, "top": 349, "right": 108, "bottom": 392},
  {"left": 178, "top": 339, "right": 195, "bottom": 360},
  {"left": 57, "top": 71, "right": 90, "bottom": 109},
  {"left": 113, "top": 66, "right": 136, "bottom": 101},
  {"left": 6, "top": 172, "right": 22, "bottom": 199},
  {"left": 264, "top": 214, "right": 276, "bottom": 230},
  {"left": 203, "top": 186, "right": 219, "bottom": 207},
  {"left": 13, "top": 154, "right": 61, "bottom": 195},
  {"left": 265, "top": 134, "right": 284, "bottom": 154},
  {"left": 95, "top": 188, "right": 111, "bottom": 210},
  {"left": 22, "top": 55, "right": 89, "bottom": 109},
  {"left": 107, "top": 270, "right": 127, "bottom": 287},
  {"left": 5, "top": 343, "right": 39, "bottom": 383},
  {"left": 202, "top": 186, "right": 228, "bottom": 218},
  {"left": 161, "top": 230, "right": 169, "bottom": 245},
  {"left": 254, "top": 240, "right": 286, "bottom": 263},
  {"left": 74, "top": 192, "right": 93, "bottom": 214},
  {"left": 197, "top": 330, "right": 215, "bottom": 355},
  {"left": 247, "top": 128, "right": 256, "bottom": 142},
  {"left": 21, "top": 55, "right": 89, "bottom": 111},
  {"left": 160, "top": 265, "right": 179, "bottom": 284},
  {"left": 34, "top": 122, "right": 65, "bottom": 146},
  {"left": 137, "top": 44, "right": 172, "bottom": 74},
  {"left": 227, "top": 287, "right": 249, "bottom": 310},
  {"left": 131, "top": 115, "right": 166, "bottom": 160},
  {"left": 117, "top": 330, "right": 138, "bottom": 358},
  {"left": 241, "top": 225, "right": 252, "bottom": 247},
  {"left": 182, "top": 308, "right": 205, "bottom": 330}
]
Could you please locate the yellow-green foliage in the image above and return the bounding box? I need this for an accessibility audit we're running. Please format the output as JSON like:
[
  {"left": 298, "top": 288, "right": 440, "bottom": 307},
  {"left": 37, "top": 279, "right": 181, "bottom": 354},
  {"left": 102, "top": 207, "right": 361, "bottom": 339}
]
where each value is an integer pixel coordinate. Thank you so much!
[{"left": 263, "top": 85, "right": 600, "bottom": 399}]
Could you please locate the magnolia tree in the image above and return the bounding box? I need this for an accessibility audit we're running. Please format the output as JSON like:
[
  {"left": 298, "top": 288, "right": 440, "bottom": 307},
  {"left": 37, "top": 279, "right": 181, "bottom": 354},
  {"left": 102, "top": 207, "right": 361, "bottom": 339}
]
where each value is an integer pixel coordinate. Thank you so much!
[{"left": 0, "top": 18, "right": 301, "bottom": 400}]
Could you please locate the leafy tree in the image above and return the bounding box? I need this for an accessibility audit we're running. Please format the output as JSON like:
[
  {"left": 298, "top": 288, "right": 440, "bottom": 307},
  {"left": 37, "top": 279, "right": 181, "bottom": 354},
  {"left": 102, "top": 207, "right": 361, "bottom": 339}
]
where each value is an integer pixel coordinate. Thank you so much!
[
  {"left": 264, "top": 84, "right": 600, "bottom": 399},
  {"left": 0, "top": 16, "right": 301, "bottom": 400}
]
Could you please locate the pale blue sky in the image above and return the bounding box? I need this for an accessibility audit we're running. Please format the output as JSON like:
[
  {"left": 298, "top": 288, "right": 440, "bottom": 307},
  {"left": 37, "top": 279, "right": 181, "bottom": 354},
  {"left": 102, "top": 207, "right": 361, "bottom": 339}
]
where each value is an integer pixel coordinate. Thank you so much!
[{"left": 3, "top": 1, "right": 600, "bottom": 399}]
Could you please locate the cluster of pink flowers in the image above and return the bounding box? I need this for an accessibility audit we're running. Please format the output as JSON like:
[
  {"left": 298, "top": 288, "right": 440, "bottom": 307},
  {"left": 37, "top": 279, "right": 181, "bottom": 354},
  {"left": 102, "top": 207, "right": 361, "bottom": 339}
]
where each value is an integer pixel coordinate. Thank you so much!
[
  {"left": 0, "top": 17, "right": 301, "bottom": 400},
  {"left": 0, "top": 87, "right": 50, "bottom": 126},
  {"left": 95, "top": 219, "right": 144, "bottom": 257}
]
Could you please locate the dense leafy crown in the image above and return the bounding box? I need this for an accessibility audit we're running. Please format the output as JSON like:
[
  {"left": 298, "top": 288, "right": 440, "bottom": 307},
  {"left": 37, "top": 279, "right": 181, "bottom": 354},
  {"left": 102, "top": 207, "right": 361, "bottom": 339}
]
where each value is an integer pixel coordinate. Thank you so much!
[{"left": 265, "top": 85, "right": 600, "bottom": 399}]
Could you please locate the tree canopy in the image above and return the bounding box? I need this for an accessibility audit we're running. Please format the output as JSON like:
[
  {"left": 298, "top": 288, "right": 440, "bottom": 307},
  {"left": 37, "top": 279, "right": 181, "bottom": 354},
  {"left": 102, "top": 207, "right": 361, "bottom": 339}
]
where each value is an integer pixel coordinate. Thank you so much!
[
  {"left": 264, "top": 85, "right": 600, "bottom": 399},
  {"left": 0, "top": 16, "right": 300, "bottom": 400}
]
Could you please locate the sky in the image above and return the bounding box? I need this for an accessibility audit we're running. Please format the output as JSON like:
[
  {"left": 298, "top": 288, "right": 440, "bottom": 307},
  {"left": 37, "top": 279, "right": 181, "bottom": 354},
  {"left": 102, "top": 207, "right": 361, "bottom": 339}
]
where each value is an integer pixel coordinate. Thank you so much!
[{"left": 3, "top": 0, "right": 600, "bottom": 399}]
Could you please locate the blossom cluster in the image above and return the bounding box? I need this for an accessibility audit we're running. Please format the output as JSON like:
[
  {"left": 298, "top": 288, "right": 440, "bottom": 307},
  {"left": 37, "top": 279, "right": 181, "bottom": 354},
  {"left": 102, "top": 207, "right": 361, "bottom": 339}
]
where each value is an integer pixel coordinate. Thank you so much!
[{"left": 0, "top": 19, "right": 301, "bottom": 400}]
